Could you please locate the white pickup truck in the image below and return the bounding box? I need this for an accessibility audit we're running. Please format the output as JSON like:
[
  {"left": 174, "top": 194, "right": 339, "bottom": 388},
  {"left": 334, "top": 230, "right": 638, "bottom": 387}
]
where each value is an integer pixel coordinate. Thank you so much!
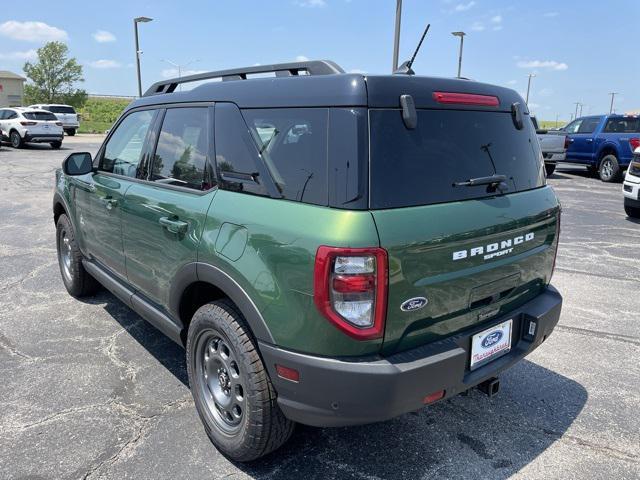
[{"left": 531, "top": 116, "right": 567, "bottom": 176}]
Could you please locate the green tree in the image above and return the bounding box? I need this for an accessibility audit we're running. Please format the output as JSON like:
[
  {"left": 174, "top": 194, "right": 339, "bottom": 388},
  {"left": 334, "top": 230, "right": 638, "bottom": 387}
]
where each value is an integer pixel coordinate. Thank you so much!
[{"left": 23, "top": 41, "right": 87, "bottom": 108}]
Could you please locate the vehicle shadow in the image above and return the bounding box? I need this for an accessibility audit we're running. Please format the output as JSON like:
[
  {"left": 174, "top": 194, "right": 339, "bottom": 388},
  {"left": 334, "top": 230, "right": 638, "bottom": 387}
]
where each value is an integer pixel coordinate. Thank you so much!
[{"left": 90, "top": 290, "right": 587, "bottom": 480}]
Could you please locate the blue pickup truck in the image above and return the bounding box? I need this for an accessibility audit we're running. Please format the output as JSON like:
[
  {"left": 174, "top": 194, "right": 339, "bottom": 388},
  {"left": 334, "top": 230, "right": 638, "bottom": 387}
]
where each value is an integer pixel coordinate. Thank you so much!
[{"left": 561, "top": 114, "right": 640, "bottom": 182}]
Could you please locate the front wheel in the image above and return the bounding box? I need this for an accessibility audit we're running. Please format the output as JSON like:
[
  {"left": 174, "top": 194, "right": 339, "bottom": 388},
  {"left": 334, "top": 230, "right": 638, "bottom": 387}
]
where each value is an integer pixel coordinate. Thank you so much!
[
  {"left": 545, "top": 163, "right": 556, "bottom": 176},
  {"left": 187, "top": 300, "right": 294, "bottom": 461},
  {"left": 625, "top": 205, "right": 640, "bottom": 219},
  {"left": 10, "top": 131, "right": 24, "bottom": 148},
  {"left": 599, "top": 155, "right": 621, "bottom": 182},
  {"left": 56, "top": 214, "right": 99, "bottom": 297}
]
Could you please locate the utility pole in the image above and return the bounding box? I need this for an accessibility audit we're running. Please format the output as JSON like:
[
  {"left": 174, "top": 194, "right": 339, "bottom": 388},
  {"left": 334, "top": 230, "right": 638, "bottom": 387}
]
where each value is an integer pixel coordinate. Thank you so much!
[
  {"left": 579, "top": 103, "right": 584, "bottom": 117},
  {"left": 452, "top": 32, "right": 466, "bottom": 78},
  {"left": 392, "top": 0, "right": 402, "bottom": 71},
  {"left": 525, "top": 73, "right": 536, "bottom": 105},
  {"left": 555, "top": 114, "right": 559, "bottom": 128},
  {"left": 134, "top": 16, "right": 153, "bottom": 97},
  {"left": 574, "top": 102, "right": 581, "bottom": 119},
  {"left": 609, "top": 92, "right": 618, "bottom": 114}
]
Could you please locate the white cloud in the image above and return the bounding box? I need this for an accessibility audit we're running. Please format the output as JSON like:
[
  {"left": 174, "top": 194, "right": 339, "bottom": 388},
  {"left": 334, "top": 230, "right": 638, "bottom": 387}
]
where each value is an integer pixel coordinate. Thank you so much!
[
  {"left": 538, "top": 87, "right": 554, "bottom": 97},
  {"left": 294, "top": 0, "right": 326, "bottom": 7},
  {"left": 492, "top": 25, "right": 503, "bottom": 31},
  {"left": 454, "top": 1, "right": 476, "bottom": 12},
  {"left": 88, "top": 59, "right": 122, "bottom": 69},
  {"left": 92, "top": 30, "right": 116, "bottom": 43},
  {"left": 528, "top": 102, "right": 541, "bottom": 110},
  {"left": 491, "top": 15, "right": 502, "bottom": 23},
  {"left": 543, "top": 12, "right": 559, "bottom": 17},
  {"left": 471, "top": 21, "right": 485, "bottom": 31},
  {"left": 517, "top": 60, "right": 568, "bottom": 71},
  {"left": 0, "top": 21, "right": 67, "bottom": 42},
  {"left": 0, "top": 49, "right": 37, "bottom": 60},
  {"left": 161, "top": 68, "right": 206, "bottom": 78},
  {"left": 295, "top": 55, "right": 310, "bottom": 62},
  {"left": 506, "top": 79, "right": 517, "bottom": 85},
  {"left": 349, "top": 69, "right": 366, "bottom": 74}
]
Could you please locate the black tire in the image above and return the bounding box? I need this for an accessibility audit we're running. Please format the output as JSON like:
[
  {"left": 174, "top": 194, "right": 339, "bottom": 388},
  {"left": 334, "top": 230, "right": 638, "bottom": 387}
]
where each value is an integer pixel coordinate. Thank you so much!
[
  {"left": 186, "top": 300, "right": 294, "bottom": 462},
  {"left": 599, "top": 154, "right": 621, "bottom": 182},
  {"left": 625, "top": 205, "right": 640, "bottom": 219},
  {"left": 56, "top": 214, "right": 99, "bottom": 297},
  {"left": 50, "top": 141, "right": 62, "bottom": 149},
  {"left": 10, "top": 130, "right": 24, "bottom": 149},
  {"left": 65, "top": 129, "right": 76, "bottom": 136},
  {"left": 586, "top": 165, "right": 598, "bottom": 177},
  {"left": 545, "top": 163, "right": 556, "bottom": 176}
]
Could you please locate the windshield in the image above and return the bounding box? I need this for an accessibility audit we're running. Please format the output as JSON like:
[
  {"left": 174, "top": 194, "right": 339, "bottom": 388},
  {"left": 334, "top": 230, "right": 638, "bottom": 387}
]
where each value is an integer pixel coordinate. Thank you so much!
[{"left": 369, "top": 109, "right": 545, "bottom": 209}]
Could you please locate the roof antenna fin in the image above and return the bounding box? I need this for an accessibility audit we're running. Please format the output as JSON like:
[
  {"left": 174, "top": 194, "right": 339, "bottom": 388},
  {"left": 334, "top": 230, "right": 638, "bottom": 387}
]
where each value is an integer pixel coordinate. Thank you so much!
[{"left": 394, "top": 23, "right": 430, "bottom": 75}]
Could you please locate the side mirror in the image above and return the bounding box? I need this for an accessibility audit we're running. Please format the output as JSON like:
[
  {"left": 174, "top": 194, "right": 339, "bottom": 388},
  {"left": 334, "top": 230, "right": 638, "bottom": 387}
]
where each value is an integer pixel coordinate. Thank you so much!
[
  {"left": 536, "top": 129, "right": 548, "bottom": 135},
  {"left": 63, "top": 152, "right": 93, "bottom": 176}
]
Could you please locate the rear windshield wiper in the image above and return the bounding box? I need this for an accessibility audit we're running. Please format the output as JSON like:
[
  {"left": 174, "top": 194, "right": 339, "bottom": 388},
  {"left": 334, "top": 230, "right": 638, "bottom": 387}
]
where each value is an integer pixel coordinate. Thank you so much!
[{"left": 453, "top": 174, "right": 507, "bottom": 191}]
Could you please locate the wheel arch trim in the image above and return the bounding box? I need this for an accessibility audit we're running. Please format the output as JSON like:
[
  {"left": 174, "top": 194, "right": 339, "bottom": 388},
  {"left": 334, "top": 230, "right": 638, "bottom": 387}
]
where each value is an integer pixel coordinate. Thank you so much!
[{"left": 169, "top": 262, "right": 275, "bottom": 344}]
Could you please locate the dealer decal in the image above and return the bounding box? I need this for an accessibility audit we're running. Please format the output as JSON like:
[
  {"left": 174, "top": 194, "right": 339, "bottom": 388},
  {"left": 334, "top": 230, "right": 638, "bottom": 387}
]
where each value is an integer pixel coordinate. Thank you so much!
[{"left": 452, "top": 232, "right": 535, "bottom": 261}]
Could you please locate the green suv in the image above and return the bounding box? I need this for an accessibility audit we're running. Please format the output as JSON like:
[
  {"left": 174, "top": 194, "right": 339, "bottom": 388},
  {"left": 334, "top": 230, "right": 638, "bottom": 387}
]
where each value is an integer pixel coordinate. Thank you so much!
[{"left": 53, "top": 60, "right": 562, "bottom": 461}]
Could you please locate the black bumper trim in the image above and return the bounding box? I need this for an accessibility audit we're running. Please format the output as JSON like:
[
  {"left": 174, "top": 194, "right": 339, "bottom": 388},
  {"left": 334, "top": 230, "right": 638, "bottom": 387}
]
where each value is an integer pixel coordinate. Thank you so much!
[
  {"left": 260, "top": 285, "right": 562, "bottom": 427},
  {"left": 24, "top": 134, "right": 63, "bottom": 143},
  {"left": 624, "top": 197, "right": 640, "bottom": 208}
]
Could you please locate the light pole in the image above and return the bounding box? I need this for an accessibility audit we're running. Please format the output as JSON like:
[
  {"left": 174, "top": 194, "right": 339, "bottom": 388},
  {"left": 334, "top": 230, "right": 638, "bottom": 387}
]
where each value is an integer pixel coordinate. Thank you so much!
[
  {"left": 392, "top": 0, "right": 402, "bottom": 71},
  {"left": 452, "top": 31, "right": 466, "bottom": 78},
  {"left": 608, "top": 92, "right": 618, "bottom": 114},
  {"left": 161, "top": 59, "right": 201, "bottom": 90},
  {"left": 134, "top": 16, "right": 153, "bottom": 97},
  {"left": 525, "top": 73, "right": 535, "bottom": 105},
  {"left": 574, "top": 102, "right": 581, "bottom": 119},
  {"left": 579, "top": 103, "right": 584, "bottom": 117}
]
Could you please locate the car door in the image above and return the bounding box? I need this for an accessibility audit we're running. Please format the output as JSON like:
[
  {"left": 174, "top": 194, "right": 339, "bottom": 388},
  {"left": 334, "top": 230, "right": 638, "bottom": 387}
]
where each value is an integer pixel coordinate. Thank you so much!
[
  {"left": 569, "top": 116, "right": 603, "bottom": 164},
  {"left": 121, "top": 106, "right": 216, "bottom": 310},
  {"left": 73, "top": 108, "right": 159, "bottom": 279}
]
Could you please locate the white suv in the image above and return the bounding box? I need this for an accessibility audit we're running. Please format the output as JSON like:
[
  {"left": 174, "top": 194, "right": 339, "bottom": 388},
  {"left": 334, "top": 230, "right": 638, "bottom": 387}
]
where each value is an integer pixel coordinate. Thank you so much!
[
  {"left": 0, "top": 107, "right": 64, "bottom": 149},
  {"left": 623, "top": 147, "right": 640, "bottom": 218},
  {"left": 29, "top": 104, "right": 80, "bottom": 136}
]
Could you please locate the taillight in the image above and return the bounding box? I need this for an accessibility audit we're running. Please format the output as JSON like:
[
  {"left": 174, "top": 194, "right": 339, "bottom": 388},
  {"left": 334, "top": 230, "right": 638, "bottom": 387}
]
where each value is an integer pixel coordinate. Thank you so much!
[
  {"left": 432, "top": 91, "right": 499, "bottom": 107},
  {"left": 564, "top": 136, "right": 570, "bottom": 150},
  {"left": 314, "top": 246, "right": 388, "bottom": 340},
  {"left": 20, "top": 121, "right": 37, "bottom": 126},
  {"left": 629, "top": 138, "right": 640, "bottom": 151}
]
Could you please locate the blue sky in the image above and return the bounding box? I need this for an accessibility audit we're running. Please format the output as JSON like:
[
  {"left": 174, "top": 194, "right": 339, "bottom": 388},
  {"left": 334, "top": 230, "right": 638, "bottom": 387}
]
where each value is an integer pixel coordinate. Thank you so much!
[{"left": 1, "top": 0, "right": 638, "bottom": 120}]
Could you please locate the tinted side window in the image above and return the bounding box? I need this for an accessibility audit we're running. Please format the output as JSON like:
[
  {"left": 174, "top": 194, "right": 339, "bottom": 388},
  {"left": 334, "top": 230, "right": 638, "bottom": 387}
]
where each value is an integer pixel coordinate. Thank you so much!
[
  {"left": 150, "top": 108, "right": 212, "bottom": 190},
  {"left": 214, "top": 103, "right": 268, "bottom": 197},
  {"left": 578, "top": 117, "right": 601, "bottom": 134},
  {"left": 100, "top": 110, "right": 155, "bottom": 178},
  {"left": 0, "top": 110, "right": 6, "bottom": 120},
  {"left": 242, "top": 108, "right": 328, "bottom": 206},
  {"left": 7, "top": 111, "right": 18, "bottom": 120},
  {"left": 603, "top": 117, "right": 640, "bottom": 133}
]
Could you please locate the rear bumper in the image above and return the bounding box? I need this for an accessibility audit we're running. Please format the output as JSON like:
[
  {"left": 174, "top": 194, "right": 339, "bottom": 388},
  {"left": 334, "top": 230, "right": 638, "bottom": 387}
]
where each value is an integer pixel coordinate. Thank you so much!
[
  {"left": 623, "top": 176, "right": 640, "bottom": 201},
  {"left": 543, "top": 152, "right": 565, "bottom": 163},
  {"left": 261, "top": 285, "right": 562, "bottom": 427},
  {"left": 24, "top": 133, "right": 63, "bottom": 143}
]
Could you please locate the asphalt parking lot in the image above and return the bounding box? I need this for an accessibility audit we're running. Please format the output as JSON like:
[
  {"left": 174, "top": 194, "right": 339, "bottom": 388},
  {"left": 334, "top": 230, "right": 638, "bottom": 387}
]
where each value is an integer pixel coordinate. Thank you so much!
[{"left": 0, "top": 137, "right": 638, "bottom": 480}]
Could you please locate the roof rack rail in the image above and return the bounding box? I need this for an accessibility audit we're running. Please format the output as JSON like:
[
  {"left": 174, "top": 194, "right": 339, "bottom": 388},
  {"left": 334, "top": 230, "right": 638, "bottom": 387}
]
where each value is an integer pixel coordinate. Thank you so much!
[{"left": 143, "top": 60, "right": 345, "bottom": 97}]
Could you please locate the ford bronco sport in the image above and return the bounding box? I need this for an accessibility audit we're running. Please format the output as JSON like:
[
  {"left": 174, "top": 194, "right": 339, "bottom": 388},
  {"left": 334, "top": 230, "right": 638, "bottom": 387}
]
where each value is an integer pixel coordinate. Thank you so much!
[{"left": 53, "top": 60, "right": 563, "bottom": 461}]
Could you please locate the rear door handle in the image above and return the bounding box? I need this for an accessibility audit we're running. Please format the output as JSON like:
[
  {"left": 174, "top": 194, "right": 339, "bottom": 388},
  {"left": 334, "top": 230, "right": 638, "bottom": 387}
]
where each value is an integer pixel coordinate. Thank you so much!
[
  {"left": 159, "top": 217, "right": 188, "bottom": 234},
  {"left": 586, "top": 138, "right": 593, "bottom": 142}
]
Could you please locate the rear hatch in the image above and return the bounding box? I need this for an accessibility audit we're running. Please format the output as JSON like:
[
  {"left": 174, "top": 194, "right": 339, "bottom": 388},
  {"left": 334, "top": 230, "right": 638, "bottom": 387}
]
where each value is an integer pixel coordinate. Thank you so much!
[
  {"left": 366, "top": 84, "right": 560, "bottom": 354},
  {"left": 22, "top": 111, "right": 62, "bottom": 135}
]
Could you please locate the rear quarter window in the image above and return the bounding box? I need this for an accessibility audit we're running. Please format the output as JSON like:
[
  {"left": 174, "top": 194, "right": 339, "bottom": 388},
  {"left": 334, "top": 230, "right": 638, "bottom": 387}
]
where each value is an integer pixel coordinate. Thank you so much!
[
  {"left": 603, "top": 117, "right": 640, "bottom": 133},
  {"left": 369, "top": 109, "right": 545, "bottom": 209}
]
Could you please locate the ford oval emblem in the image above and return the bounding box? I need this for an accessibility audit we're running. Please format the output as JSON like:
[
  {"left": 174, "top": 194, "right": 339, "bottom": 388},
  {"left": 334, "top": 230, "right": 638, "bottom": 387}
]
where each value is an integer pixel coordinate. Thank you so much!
[
  {"left": 400, "top": 297, "right": 428, "bottom": 312},
  {"left": 481, "top": 331, "right": 503, "bottom": 349}
]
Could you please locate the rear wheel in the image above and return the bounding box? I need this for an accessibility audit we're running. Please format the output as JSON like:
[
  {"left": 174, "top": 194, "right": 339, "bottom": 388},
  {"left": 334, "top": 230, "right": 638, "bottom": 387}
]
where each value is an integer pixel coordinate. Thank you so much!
[
  {"left": 599, "top": 154, "right": 621, "bottom": 182},
  {"left": 10, "top": 131, "right": 23, "bottom": 148},
  {"left": 50, "top": 141, "right": 62, "bottom": 149},
  {"left": 625, "top": 205, "right": 640, "bottom": 218},
  {"left": 187, "top": 300, "right": 294, "bottom": 461},
  {"left": 56, "top": 214, "right": 99, "bottom": 297},
  {"left": 65, "top": 129, "right": 76, "bottom": 136},
  {"left": 544, "top": 163, "right": 556, "bottom": 176}
]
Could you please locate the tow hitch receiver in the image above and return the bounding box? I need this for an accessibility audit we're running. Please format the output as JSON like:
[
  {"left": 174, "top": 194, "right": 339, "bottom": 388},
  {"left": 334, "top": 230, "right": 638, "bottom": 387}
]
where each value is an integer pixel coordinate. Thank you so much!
[{"left": 477, "top": 377, "right": 500, "bottom": 397}]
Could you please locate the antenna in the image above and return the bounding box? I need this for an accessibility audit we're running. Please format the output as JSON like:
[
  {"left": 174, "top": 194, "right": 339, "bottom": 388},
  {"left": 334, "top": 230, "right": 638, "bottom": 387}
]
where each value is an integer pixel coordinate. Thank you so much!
[{"left": 394, "top": 23, "right": 431, "bottom": 75}]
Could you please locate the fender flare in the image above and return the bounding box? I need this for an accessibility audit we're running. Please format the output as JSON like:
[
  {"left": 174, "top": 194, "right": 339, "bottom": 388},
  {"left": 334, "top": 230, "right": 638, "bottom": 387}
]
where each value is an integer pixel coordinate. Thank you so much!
[
  {"left": 596, "top": 143, "right": 619, "bottom": 163},
  {"left": 169, "top": 262, "right": 275, "bottom": 344}
]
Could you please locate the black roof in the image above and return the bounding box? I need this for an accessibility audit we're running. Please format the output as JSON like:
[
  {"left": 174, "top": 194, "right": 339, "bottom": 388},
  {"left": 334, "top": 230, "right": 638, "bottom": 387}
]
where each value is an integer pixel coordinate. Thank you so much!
[{"left": 127, "top": 60, "right": 525, "bottom": 113}]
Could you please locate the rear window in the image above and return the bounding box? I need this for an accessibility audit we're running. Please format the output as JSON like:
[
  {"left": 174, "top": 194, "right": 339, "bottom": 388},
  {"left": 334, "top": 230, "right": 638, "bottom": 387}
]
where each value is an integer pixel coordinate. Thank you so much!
[
  {"left": 23, "top": 112, "right": 58, "bottom": 121},
  {"left": 603, "top": 117, "right": 640, "bottom": 133},
  {"left": 369, "top": 109, "right": 545, "bottom": 209},
  {"left": 48, "top": 106, "right": 76, "bottom": 114}
]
